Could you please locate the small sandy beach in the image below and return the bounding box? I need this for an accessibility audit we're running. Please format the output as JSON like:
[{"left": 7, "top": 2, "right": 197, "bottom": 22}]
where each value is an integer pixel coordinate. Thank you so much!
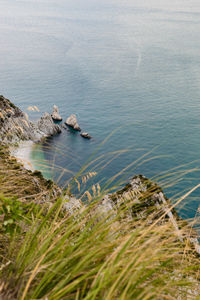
[{"left": 10, "top": 141, "right": 35, "bottom": 171}]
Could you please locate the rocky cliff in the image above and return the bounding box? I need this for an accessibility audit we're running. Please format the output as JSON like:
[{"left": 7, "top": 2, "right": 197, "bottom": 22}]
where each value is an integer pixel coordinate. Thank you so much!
[
  {"left": 66, "top": 176, "right": 200, "bottom": 254},
  {"left": 0, "top": 95, "right": 61, "bottom": 144},
  {"left": 0, "top": 96, "right": 62, "bottom": 203}
]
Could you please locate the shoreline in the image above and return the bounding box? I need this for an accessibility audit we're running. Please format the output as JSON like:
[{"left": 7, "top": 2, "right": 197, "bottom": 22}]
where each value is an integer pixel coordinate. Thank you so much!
[
  {"left": 10, "top": 141, "right": 35, "bottom": 172},
  {"left": 10, "top": 141, "right": 54, "bottom": 180}
]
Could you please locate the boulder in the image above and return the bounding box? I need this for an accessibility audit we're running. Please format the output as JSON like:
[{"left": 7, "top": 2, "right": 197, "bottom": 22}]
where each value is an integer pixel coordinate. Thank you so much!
[
  {"left": 37, "top": 112, "right": 61, "bottom": 136},
  {"left": 63, "top": 195, "right": 83, "bottom": 216},
  {"left": 80, "top": 132, "right": 91, "bottom": 139},
  {"left": 51, "top": 105, "right": 62, "bottom": 121},
  {"left": 65, "top": 114, "right": 81, "bottom": 131}
]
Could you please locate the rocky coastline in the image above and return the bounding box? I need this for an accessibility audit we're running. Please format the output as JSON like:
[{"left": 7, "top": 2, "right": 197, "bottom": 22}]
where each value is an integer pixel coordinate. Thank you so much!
[
  {"left": 0, "top": 95, "right": 61, "bottom": 145},
  {"left": 0, "top": 95, "right": 199, "bottom": 255}
]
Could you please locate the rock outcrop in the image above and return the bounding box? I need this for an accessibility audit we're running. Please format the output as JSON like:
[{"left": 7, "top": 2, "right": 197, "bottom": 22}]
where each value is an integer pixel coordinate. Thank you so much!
[
  {"left": 95, "top": 175, "right": 200, "bottom": 253},
  {"left": 97, "top": 175, "right": 179, "bottom": 223},
  {"left": 63, "top": 175, "right": 199, "bottom": 253},
  {"left": 37, "top": 112, "right": 61, "bottom": 136},
  {"left": 62, "top": 175, "right": 180, "bottom": 226},
  {"left": 0, "top": 95, "right": 61, "bottom": 144},
  {"left": 63, "top": 194, "right": 83, "bottom": 216},
  {"left": 80, "top": 132, "right": 91, "bottom": 139},
  {"left": 51, "top": 105, "right": 62, "bottom": 121},
  {"left": 65, "top": 114, "right": 81, "bottom": 131}
]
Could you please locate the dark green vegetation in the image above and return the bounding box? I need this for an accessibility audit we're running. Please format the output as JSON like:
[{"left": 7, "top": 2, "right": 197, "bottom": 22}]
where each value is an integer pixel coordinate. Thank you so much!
[{"left": 0, "top": 145, "right": 200, "bottom": 299}]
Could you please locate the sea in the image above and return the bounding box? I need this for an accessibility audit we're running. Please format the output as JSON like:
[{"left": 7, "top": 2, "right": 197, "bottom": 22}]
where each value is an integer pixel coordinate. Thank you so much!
[{"left": 1, "top": 0, "right": 200, "bottom": 219}]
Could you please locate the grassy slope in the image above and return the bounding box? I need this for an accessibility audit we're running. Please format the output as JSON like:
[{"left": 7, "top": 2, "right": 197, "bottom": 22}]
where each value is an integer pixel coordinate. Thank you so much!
[
  {"left": 0, "top": 146, "right": 200, "bottom": 299},
  {"left": 0, "top": 145, "right": 59, "bottom": 202}
]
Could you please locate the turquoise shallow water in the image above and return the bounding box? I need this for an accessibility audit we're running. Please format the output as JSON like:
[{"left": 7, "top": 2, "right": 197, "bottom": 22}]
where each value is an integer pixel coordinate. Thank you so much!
[{"left": 1, "top": 0, "right": 200, "bottom": 218}]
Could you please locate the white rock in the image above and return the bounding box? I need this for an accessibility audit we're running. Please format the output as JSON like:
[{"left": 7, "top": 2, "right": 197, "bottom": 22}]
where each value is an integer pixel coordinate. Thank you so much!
[
  {"left": 0, "top": 96, "right": 62, "bottom": 144},
  {"left": 51, "top": 105, "right": 62, "bottom": 121},
  {"left": 37, "top": 112, "right": 61, "bottom": 136},
  {"left": 63, "top": 195, "right": 82, "bottom": 216},
  {"left": 80, "top": 132, "right": 91, "bottom": 139},
  {"left": 65, "top": 114, "right": 81, "bottom": 131}
]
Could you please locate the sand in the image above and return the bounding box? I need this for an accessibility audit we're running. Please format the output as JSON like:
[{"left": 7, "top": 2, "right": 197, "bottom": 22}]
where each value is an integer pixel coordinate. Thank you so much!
[{"left": 10, "top": 141, "right": 35, "bottom": 171}]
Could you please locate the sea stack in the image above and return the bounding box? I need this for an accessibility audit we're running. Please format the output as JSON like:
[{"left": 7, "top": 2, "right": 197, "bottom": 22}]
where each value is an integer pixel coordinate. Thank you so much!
[
  {"left": 51, "top": 105, "right": 62, "bottom": 121},
  {"left": 80, "top": 132, "right": 91, "bottom": 139},
  {"left": 37, "top": 112, "right": 61, "bottom": 136},
  {"left": 65, "top": 114, "right": 81, "bottom": 131}
]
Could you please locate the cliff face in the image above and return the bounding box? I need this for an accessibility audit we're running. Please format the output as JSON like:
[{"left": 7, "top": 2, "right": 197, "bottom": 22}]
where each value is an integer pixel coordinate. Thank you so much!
[
  {"left": 0, "top": 96, "right": 61, "bottom": 203},
  {"left": 0, "top": 95, "right": 61, "bottom": 144}
]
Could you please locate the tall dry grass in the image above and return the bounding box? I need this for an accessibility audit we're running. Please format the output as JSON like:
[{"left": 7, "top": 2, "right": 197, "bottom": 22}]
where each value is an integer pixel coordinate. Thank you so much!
[{"left": 1, "top": 185, "right": 200, "bottom": 300}]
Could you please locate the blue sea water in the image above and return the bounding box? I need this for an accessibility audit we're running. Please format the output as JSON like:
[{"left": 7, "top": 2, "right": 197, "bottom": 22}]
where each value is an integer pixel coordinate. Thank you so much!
[{"left": 1, "top": 0, "right": 200, "bottom": 218}]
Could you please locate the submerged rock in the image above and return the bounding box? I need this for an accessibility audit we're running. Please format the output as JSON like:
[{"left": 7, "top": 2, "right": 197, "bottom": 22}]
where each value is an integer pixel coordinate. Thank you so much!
[
  {"left": 61, "top": 123, "right": 69, "bottom": 130},
  {"left": 80, "top": 132, "right": 91, "bottom": 139},
  {"left": 65, "top": 114, "right": 81, "bottom": 131},
  {"left": 51, "top": 105, "right": 62, "bottom": 121}
]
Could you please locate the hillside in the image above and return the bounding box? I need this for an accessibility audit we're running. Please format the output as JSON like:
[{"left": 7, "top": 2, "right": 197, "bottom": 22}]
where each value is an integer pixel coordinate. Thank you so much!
[{"left": 0, "top": 96, "right": 200, "bottom": 299}]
